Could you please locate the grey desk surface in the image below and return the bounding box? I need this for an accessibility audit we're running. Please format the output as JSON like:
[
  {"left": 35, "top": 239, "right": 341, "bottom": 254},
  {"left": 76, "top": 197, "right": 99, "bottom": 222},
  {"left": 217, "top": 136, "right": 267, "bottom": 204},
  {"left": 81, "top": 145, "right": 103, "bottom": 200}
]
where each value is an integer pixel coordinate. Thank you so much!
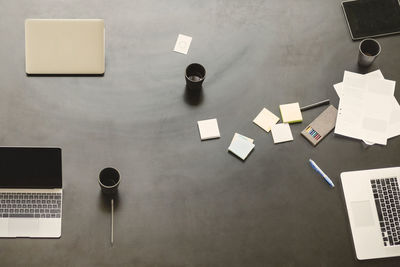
[{"left": 0, "top": 0, "right": 400, "bottom": 266}]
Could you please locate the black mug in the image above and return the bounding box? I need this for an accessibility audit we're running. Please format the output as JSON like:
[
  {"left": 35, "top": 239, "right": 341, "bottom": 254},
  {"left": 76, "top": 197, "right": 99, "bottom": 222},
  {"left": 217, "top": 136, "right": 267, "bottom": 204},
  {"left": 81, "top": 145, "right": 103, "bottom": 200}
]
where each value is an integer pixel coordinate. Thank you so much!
[
  {"left": 98, "top": 167, "right": 120, "bottom": 195},
  {"left": 185, "top": 63, "right": 206, "bottom": 90},
  {"left": 358, "top": 38, "right": 381, "bottom": 67}
]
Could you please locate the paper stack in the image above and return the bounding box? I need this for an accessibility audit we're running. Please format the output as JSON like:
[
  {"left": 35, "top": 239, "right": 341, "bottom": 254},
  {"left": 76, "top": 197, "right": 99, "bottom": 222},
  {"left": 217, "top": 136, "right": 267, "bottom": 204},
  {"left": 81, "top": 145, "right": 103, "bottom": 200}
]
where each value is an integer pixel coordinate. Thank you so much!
[{"left": 333, "top": 70, "right": 400, "bottom": 145}]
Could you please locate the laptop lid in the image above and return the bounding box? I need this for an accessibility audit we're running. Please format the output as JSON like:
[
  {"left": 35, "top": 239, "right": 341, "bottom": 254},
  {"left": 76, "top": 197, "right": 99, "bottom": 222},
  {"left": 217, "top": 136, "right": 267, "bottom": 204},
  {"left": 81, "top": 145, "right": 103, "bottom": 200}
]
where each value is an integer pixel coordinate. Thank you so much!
[
  {"left": 25, "top": 19, "right": 105, "bottom": 74},
  {"left": 0, "top": 147, "right": 62, "bottom": 189}
]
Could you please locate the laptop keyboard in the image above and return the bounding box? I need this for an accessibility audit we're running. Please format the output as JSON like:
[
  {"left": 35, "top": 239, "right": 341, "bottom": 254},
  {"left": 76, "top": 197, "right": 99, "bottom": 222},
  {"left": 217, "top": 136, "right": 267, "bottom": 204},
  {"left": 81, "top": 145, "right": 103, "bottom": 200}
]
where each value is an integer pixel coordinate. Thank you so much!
[
  {"left": 0, "top": 192, "right": 61, "bottom": 218},
  {"left": 371, "top": 178, "right": 400, "bottom": 246}
]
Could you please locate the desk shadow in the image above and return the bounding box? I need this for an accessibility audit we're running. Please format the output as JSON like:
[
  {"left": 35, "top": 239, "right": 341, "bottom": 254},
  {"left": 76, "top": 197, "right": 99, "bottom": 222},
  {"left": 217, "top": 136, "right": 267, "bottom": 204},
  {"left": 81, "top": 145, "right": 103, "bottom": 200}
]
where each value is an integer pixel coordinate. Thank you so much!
[
  {"left": 355, "top": 64, "right": 376, "bottom": 74},
  {"left": 26, "top": 73, "right": 104, "bottom": 77},
  {"left": 183, "top": 86, "right": 203, "bottom": 106},
  {"left": 98, "top": 192, "right": 120, "bottom": 213}
]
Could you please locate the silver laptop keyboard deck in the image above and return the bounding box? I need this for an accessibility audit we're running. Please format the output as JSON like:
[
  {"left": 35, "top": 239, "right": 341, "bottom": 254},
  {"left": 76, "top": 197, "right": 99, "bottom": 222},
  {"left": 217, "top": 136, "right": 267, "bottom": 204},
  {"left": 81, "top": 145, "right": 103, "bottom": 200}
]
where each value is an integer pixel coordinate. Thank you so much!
[
  {"left": 0, "top": 192, "right": 61, "bottom": 218},
  {"left": 371, "top": 178, "right": 400, "bottom": 247}
]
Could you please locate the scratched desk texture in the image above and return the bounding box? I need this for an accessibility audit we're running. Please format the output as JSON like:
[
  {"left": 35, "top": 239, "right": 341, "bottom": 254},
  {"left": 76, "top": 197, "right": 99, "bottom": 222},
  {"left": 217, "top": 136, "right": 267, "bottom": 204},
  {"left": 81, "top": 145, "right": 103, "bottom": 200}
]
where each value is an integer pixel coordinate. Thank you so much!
[{"left": 0, "top": 0, "right": 399, "bottom": 266}]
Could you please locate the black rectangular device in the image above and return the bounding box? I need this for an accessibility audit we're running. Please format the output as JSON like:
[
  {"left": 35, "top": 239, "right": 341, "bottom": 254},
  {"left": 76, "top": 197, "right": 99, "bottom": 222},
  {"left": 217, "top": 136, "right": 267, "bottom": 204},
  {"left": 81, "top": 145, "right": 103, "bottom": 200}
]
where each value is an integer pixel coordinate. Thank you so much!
[
  {"left": 0, "top": 147, "right": 62, "bottom": 189},
  {"left": 342, "top": 0, "right": 400, "bottom": 40}
]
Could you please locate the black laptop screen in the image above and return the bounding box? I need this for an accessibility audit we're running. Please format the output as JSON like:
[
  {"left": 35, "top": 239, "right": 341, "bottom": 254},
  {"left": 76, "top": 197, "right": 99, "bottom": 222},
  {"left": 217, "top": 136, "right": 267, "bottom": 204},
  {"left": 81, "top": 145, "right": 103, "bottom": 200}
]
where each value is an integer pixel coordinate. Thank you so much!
[{"left": 0, "top": 147, "right": 62, "bottom": 188}]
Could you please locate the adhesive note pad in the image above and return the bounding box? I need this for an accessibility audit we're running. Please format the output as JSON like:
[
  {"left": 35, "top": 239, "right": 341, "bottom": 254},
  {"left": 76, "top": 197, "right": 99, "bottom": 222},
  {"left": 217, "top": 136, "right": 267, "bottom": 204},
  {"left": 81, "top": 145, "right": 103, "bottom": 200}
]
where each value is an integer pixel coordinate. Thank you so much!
[
  {"left": 228, "top": 134, "right": 255, "bottom": 160},
  {"left": 271, "top": 123, "right": 293, "bottom": 144},
  {"left": 197, "top": 118, "right": 220, "bottom": 140},
  {"left": 279, "top": 102, "right": 303, "bottom": 123},
  {"left": 173, "top": 34, "right": 192, "bottom": 54},
  {"left": 253, "top": 108, "right": 280, "bottom": 132},
  {"left": 230, "top": 133, "right": 254, "bottom": 146}
]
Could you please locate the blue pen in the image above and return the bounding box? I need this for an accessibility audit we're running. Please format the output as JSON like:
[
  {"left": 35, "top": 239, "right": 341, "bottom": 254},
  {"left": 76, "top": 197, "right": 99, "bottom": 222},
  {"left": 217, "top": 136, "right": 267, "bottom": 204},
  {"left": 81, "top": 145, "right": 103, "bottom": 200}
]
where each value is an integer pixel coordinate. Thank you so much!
[{"left": 309, "top": 159, "right": 335, "bottom": 188}]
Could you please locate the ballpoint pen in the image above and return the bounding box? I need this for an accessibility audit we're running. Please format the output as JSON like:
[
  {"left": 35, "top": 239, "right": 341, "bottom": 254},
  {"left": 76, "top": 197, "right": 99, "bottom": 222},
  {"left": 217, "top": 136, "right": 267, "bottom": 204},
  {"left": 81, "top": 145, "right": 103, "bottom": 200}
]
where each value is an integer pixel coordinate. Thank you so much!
[{"left": 309, "top": 159, "right": 335, "bottom": 188}]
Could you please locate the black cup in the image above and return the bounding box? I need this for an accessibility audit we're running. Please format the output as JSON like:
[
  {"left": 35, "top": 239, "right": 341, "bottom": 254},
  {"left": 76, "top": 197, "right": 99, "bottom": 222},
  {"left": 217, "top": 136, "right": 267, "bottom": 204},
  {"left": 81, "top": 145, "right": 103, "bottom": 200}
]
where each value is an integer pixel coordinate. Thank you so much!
[
  {"left": 99, "top": 167, "right": 120, "bottom": 195},
  {"left": 358, "top": 38, "right": 381, "bottom": 67},
  {"left": 185, "top": 63, "right": 206, "bottom": 90}
]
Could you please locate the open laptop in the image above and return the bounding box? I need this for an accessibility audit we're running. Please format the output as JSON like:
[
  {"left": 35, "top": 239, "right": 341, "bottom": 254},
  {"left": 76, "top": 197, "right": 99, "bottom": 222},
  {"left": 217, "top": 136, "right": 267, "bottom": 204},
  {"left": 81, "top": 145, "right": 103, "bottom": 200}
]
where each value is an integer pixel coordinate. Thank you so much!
[
  {"left": 0, "top": 147, "right": 62, "bottom": 238},
  {"left": 25, "top": 19, "right": 105, "bottom": 74},
  {"left": 341, "top": 167, "right": 400, "bottom": 260}
]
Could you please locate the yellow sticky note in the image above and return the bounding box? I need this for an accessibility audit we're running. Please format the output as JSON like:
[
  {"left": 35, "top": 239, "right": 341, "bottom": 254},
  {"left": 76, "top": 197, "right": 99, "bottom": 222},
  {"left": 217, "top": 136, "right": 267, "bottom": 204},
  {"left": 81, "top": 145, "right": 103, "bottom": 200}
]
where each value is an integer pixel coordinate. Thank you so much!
[
  {"left": 279, "top": 102, "right": 303, "bottom": 123},
  {"left": 253, "top": 108, "right": 280, "bottom": 132}
]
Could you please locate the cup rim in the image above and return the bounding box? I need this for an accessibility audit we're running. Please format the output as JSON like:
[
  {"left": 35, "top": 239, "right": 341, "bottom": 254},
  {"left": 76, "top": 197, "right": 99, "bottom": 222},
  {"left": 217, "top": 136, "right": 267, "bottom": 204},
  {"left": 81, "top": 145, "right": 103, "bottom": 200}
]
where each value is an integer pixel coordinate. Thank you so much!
[
  {"left": 185, "top": 63, "right": 206, "bottom": 82},
  {"left": 98, "top": 167, "right": 120, "bottom": 189},
  {"left": 359, "top": 38, "right": 381, "bottom": 57}
]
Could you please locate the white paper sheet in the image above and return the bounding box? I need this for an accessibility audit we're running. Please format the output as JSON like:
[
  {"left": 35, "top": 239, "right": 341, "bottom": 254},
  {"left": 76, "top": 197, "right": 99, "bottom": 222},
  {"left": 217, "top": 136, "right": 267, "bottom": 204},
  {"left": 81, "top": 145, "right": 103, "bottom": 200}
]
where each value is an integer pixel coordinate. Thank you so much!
[{"left": 334, "top": 71, "right": 395, "bottom": 145}]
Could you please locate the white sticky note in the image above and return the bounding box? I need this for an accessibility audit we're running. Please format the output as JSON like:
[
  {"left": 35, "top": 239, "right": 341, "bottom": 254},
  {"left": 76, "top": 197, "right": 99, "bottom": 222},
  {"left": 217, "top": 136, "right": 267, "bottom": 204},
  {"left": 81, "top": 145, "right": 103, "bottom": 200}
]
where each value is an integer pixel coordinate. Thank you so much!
[
  {"left": 279, "top": 102, "right": 302, "bottom": 123},
  {"left": 253, "top": 108, "right": 280, "bottom": 132},
  {"left": 197, "top": 118, "right": 220, "bottom": 140},
  {"left": 230, "top": 133, "right": 254, "bottom": 146},
  {"left": 271, "top": 123, "right": 293, "bottom": 144},
  {"left": 228, "top": 135, "right": 255, "bottom": 160},
  {"left": 173, "top": 34, "right": 192, "bottom": 55}
]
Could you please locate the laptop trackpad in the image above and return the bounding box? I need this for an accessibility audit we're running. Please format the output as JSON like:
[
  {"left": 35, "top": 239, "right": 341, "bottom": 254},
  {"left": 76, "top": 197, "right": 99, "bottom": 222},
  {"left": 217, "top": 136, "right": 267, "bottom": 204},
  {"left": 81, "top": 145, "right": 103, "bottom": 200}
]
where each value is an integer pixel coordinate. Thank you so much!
[
  {"left": 351, "top": 201, "right": 375, "bottom": 227},
  {"left": 8, "top": 218, "right": 39, "bottom": 237}
]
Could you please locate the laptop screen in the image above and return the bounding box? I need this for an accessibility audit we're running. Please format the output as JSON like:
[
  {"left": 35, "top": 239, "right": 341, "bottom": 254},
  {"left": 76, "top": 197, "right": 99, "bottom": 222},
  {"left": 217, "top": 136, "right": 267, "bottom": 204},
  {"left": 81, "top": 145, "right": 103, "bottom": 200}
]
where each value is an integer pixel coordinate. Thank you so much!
[{"left": 0, "top": 147, "right": 62, "bottom": 189}]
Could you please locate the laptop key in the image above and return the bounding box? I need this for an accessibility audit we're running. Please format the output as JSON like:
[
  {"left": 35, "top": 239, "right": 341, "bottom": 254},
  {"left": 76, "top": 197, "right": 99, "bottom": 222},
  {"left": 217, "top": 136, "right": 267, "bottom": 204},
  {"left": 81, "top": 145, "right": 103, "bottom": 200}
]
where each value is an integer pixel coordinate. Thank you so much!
[{"left": 10, "top": 214, "right": 34, "bottom": 218}]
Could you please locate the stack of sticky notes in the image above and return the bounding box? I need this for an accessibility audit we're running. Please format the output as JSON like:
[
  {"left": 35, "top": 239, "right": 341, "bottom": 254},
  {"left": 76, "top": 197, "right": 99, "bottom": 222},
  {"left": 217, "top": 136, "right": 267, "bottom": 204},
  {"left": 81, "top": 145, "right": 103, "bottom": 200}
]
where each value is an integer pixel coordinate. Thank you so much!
[
  {"left": 197, "top": 118, "right": 220, "bottom": 140},
  {"left": 228, "top": 133, "right": 255, "bottom": 160},
  {"left": 271, "top": 123, "right": 293, "bottom": 144},
  {"left": 279, "top": 102, "right": 303, "bottom": 123},
  {"left": 253, "top": 108, "right": 280, "bottom": 132}
]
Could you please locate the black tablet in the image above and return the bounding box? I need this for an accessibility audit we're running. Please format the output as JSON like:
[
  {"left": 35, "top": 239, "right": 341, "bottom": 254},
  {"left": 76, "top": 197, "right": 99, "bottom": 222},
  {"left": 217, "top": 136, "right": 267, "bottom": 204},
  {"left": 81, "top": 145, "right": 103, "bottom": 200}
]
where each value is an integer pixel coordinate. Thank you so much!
[{"left": 342, "top": 0, "right": 400, "bottom": 40}]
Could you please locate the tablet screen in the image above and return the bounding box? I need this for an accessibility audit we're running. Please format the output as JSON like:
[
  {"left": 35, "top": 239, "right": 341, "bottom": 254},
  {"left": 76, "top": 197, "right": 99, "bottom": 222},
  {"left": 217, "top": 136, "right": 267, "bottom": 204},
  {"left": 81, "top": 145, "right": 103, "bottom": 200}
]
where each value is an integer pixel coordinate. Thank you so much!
[{"left": 342, "top": 0, "right": 400, "bottom": 40}]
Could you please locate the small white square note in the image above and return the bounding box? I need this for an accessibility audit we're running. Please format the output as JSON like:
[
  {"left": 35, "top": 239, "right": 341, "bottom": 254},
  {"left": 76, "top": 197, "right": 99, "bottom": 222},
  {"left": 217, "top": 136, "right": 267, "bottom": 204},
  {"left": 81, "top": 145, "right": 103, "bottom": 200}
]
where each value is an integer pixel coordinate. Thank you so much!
[
  {"left": 228, "top": 134, "right": 255, "bottom": 160},
  {"left": 197, "top": 118, "right": 220, "bottom": 140},
  {"left": 271, "top": 123, "right": 293, "bottom": 144},
  {"left": 253, "top": 108, "right": 280, "bottom": 132},
  {"left": 173, "top": 34, "right": 192, "bottom": 55}
]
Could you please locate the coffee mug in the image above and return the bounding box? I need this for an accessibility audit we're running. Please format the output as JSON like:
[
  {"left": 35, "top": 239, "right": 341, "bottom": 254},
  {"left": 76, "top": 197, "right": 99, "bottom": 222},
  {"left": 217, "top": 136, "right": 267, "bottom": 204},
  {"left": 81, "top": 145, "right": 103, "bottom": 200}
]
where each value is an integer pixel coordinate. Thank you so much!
[
  {"left": 185, "top": 63, "right": 206, "bottom": 90},
  {"left": 358, "top": 38, "right": 381, "bottom": 67},
  {"left": 98, "top": 167, "right": 120, "bottom": 195}
]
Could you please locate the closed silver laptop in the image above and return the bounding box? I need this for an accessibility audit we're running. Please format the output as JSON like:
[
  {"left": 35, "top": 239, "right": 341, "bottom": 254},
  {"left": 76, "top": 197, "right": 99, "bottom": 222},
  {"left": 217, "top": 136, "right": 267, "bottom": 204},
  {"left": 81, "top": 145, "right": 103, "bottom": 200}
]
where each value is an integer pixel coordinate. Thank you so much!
[
  {"left": 341, "top": 167, "right": 400, "bottom": 260},
  {"left": 25, "top": 19, "right": 105, "bottom": 74},
  {"left": 0, "top": 147, "right": 62, "bottom": 238}
]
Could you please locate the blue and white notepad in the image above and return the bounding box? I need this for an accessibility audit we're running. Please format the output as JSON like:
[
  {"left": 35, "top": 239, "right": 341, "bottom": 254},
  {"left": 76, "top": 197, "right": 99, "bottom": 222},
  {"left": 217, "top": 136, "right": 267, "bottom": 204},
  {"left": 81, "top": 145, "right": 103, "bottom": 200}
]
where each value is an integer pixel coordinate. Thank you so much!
[{"left": 228, "top": 133, "right": 255, "bottom": 160}]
